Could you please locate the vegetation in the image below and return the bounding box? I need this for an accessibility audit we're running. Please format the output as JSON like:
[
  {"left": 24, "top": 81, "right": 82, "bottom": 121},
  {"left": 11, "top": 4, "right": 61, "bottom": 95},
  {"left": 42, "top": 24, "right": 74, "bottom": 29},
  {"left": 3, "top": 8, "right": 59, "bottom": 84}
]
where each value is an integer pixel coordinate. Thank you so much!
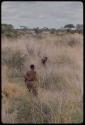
[
  {"left": 20, "top": 26, "right": 28, "bottom": 30},
  {"left": 1, "top": 23, "right": 83, "bottom": 39},
  {"left": 1, "top": 24, "right": 18, "bottom": 38},
  {"left": 1, "top": 24, "right": 83, "bottom": 123},
  {"left": 64, "top": 24, "right": 75, "bottom": 28},
  {"left": 2, "top": 48, "right": 26, "bottom": 79}
]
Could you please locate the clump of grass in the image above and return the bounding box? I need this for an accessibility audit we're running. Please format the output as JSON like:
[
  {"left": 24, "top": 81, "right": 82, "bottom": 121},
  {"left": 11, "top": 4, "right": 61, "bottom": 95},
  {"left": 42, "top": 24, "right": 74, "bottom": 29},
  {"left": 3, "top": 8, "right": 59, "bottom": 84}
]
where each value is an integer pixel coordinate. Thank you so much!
[
  {"left": 2, "top": 83, "right": 26, "bottom": 99},
  {"left": 60, "top": 100, "right": 83, "bottom": 123},
  {"left": 2, "top": 91, "right": 53, "bottom": 123},
  {"left": 2, "top": 48, "right": 26, "bottom": 80}
]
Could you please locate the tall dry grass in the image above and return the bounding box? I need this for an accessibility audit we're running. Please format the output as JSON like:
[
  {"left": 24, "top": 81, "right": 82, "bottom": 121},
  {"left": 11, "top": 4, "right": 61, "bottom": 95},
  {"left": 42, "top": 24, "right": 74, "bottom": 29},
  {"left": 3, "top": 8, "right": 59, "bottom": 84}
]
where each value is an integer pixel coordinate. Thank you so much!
[{"left": 1, "top": 32, "right": 83, "bottom": 123}]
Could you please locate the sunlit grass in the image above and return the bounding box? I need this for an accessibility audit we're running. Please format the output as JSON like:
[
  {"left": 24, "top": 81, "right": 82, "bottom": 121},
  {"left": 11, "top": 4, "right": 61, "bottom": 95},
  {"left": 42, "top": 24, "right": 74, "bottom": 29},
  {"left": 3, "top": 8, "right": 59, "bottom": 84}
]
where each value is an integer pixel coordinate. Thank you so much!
[{"left": 1, "top": 32, "right": 83, "bottom": 123}]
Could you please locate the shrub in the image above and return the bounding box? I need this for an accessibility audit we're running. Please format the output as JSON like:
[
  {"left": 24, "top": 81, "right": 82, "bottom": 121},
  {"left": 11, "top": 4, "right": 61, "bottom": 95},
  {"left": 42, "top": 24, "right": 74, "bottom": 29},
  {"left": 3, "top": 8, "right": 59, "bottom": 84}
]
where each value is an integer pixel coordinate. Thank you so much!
[{"left": 1, "top": 24, "right": 18, "bottom": 38}]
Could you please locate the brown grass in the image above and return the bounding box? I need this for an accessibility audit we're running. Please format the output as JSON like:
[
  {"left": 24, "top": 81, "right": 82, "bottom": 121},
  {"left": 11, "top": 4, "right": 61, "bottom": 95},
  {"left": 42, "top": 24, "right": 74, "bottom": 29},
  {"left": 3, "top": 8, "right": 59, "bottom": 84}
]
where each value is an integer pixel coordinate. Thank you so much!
[{"left": 1, "top": 32, "right": 83, "bottom": 123}]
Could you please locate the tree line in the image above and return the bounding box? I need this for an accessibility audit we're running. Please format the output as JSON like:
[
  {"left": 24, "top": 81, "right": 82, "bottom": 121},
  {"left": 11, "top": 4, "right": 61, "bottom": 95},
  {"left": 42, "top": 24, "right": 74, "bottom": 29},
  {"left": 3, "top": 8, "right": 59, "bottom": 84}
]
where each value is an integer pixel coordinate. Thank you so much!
[{"left": 1, "top": 23, "right": 83, "bottom": 37}]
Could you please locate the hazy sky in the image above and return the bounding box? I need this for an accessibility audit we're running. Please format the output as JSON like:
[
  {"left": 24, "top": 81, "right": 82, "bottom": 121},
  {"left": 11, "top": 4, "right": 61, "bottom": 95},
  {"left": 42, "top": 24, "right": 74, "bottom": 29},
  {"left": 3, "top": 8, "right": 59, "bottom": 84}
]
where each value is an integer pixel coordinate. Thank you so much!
[{"left": 1, "top": 1, "right": 83, "bottom": 28}]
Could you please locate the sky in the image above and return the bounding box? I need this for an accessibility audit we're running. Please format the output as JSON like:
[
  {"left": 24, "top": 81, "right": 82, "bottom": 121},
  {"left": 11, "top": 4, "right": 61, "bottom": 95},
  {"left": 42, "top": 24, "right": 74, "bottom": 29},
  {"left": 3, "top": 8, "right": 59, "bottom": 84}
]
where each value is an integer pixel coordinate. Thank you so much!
[{"left": 1, "top": 1, "right": 83, "bottom": 29}]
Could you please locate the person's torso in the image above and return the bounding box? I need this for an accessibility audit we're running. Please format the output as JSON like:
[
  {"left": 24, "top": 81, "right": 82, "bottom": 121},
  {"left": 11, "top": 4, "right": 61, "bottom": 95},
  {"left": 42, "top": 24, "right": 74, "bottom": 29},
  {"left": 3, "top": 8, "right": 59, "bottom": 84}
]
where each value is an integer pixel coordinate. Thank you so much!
[{"left": 26, "top": 71, "right": 37, "bottom": 81}]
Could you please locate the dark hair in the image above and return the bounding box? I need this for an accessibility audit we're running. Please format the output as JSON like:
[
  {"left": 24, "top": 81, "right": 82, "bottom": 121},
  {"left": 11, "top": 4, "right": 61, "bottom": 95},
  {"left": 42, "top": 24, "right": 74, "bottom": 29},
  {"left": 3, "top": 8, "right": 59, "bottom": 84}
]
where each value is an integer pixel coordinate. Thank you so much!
[
  {"left": 45, "top": 57, "right": 47, "bottom": 60},
  {"left": 30, "top": 64, "right": 35, "bottom": 70}
]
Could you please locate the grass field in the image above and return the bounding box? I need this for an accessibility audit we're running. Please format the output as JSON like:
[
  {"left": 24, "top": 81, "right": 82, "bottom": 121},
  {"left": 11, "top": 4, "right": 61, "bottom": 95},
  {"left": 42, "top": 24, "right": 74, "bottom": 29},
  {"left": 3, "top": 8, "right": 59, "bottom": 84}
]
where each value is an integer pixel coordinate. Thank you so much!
[{"left": 1, "top": 32, "right": 83, "bottom": 123}]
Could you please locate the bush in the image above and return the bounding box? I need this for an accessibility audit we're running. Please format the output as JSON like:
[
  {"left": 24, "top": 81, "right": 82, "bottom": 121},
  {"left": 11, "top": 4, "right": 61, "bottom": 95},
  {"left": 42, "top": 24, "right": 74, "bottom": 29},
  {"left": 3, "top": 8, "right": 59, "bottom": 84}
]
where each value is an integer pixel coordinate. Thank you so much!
[
  {"left": 64, "top": 24, "right": 75, "bottom": 28},
  {"left": 2, "top": 30, "right": 18, "bottom": 38},
  {"left": 1, "top": 24, "right": 18, "bottom": 38}
]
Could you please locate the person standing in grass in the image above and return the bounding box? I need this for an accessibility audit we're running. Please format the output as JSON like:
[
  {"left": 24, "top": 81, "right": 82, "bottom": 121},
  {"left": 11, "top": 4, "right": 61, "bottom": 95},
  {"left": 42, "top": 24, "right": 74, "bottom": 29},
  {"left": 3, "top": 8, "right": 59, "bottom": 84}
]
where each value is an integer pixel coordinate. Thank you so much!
[{"left": 24, "top": 64, "right": 38, "bottom": 96}]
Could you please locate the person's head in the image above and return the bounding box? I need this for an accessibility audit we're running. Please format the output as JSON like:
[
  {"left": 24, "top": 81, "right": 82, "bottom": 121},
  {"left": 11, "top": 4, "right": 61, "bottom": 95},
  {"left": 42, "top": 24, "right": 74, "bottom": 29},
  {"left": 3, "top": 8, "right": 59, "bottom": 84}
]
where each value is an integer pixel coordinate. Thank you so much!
[
  {"left": 30, "top": 64, "right": 35, "bottom": 70},
  {"left": 44, "top": 57, "right": 47, "bottom": 61},
  {"left": 41, "top": 56, "right": 48, "bottom": 66}
]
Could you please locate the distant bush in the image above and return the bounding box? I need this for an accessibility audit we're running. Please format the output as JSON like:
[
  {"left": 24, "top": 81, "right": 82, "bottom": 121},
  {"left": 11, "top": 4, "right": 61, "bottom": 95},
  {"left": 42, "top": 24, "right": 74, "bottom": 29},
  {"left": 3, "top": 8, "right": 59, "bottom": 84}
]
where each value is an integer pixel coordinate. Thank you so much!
[
  {"left": 64, "top": 24, "right": 75, "bottom": 28},
  {"left": 1, "top": 24, "right": 18, "bottom": 38},
  {"left": 2, "top": 24, "right": 14, "bottom": 30},
  {"left": 50, "top": 28, "right": 56, "bottom": 34},
  {"left": 2, "top": 30, "right": 18, "bottom": 38},
  {"left": 20, "top": 26, "right": 28, "bottom": 30},
  {"left": 33, "top": 27, "right": 42, "bottom": 35}
]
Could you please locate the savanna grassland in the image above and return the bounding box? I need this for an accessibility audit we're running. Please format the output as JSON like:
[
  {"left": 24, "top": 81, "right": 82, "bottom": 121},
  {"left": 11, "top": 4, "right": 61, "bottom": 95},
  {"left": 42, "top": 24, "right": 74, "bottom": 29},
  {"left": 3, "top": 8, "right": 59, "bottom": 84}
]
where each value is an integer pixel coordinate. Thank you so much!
[{"left": 1, "top": 31, "right": 83, "bottom": 123}]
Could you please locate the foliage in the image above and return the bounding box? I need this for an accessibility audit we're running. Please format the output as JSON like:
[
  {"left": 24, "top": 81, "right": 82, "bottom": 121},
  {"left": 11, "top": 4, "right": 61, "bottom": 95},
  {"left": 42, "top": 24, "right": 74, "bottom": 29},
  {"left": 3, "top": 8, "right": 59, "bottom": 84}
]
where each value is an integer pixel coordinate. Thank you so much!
[
  {"left": 64, "top": 24, "right": 75, "bottom": 28},
  {"left": 2, "top": 26, "right": 83, "bottom": 123},
  {"left": 2, "top": 24, "right": 14, "bottom": 31},
  {"left": 20, "top": 26, "right": 28, "bottom": 30},
  {"left": 50, "top": 28, "right": 56, "bottom": 34},
  {"left": 33, "top": 27, "right": 41, "bottom": 34},
  {"left": 1, "top": 24, "right": 18, "bottom": 38}
]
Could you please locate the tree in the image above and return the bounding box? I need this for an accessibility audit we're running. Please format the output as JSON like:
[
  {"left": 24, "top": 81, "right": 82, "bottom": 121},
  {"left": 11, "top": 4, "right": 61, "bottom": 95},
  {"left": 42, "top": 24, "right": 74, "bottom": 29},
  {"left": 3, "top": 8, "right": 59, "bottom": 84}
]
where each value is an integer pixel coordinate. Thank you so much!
[
  {"left": 1, "top": 24, "right": 14, "bottom": 31},
  {"left": 64, "top": 24, "right": 75, "bottom": 28},
  {"left": 76, "top": 24, "right": 83, "bottom": 30},
  {"left": 20, "top": 26, "right": 28, "bottom": 30},
  {"left": 1, "top": 24, "right": 19, "bottom": 38},
  {"left": 33, "top": 27, "right": 41, "bottom": 34}
]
